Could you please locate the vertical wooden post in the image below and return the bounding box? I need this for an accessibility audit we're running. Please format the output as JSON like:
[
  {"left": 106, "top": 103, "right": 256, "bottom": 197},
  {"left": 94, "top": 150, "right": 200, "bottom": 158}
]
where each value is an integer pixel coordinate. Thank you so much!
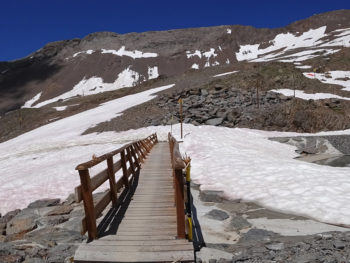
[
  {"left": 78, "top": 169, "right": 97, "bottom": 240},
  {"left": 130, "top": 145, "right": 140, "bottom": 170},
  {"left": 141, "top": 140, "right": 150, "bottom": 153},
  {"left": 120, "top": 150, "right": 130, "bottom": 188},
  {"left": 126, "top": 147, "right": 136, "bottom": 175},
  {"left": 135, "top": 142, "right": 146, "bottom": 162},
  {"left": 107, "top": 157, "right": 118, "bottom": 207},
  {"left": 174, "top": 169, "right": 186, "bottom": 239}
]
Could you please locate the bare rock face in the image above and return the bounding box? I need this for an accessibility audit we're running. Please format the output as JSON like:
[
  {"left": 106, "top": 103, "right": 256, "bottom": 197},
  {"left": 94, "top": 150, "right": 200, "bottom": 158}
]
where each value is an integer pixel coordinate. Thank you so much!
[
  {"left": 6, "top": 216, "right": 37, "bottom": 235},
  {"left": 0, "top": 10, "right": 349, "bottom": 115},
  {"left": 27, "top": 199, "right": 60, "bottom": 209}
]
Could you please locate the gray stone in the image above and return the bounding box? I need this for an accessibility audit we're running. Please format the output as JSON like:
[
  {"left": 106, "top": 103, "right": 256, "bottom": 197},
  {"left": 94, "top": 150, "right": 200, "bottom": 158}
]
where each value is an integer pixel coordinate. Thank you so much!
[
  {"left": 6, "top": 216, "right": 37, "bottom": 235},
  {"left": 265, "top": 242, "right": 284, "bottom": 251},
  {"left": 333, "top": 241, "right": 345, "bottom": 249},
  {"left": 200, "top": 190, "right": 224, "bottom": 203},
  {"left": 0, "top": 209, "right": 21, "bottom": 224},
  {"left": 201, "top": 89, "right": 209, "bottom": 96},
  {"left": 23, "top": 258, "right": 46, "bottom": 263},
  {"left": 240, "top": 229, "right": 277, "bottom": 242},
  {"left": 205, "top": 209, "right": 229, "bottom": 221},
  {"left": 228, "top": 215, "right": 251, "bottom": 231},
  {"left": 28, "top": 199, "right": 60, "bottom": 209},
  {"left": 206, "top": 118, "right": 224, "bottom": 126},
  {"left": 46, "top": 205, "right": 73, "bottom": 216},
  {"left": 209, "top": 259, "right": 217, "bottom": 263}
]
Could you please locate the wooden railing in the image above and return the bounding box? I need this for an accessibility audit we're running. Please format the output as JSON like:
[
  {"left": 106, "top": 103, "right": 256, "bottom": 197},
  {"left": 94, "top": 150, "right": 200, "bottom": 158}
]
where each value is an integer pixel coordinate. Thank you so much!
[
  {"left": 75, "top": 133, "right": 158, "bottom": 240},
  {"left": 168, "top": 133, "right": 186, "bottom": 239}
]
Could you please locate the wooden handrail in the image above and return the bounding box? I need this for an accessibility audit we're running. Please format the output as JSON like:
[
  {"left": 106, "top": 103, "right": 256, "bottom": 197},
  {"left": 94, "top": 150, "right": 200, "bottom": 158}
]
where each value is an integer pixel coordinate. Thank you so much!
[
  {"left": 168, "top": 133, "right": 186, "bottom": 239},
  {"left": 75, "top": 133, "right": 158, "bottom": 240}
]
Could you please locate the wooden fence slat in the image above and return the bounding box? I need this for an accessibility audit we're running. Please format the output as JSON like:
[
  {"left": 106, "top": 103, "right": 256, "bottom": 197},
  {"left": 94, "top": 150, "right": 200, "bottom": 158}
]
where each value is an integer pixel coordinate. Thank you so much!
[{"left": 95, "top": 190, "right": 112, "bottom": 218}]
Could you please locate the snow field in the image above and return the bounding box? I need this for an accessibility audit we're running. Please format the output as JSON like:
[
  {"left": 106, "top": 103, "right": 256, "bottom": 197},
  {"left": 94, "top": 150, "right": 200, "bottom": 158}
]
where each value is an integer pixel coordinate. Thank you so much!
[
  {"left": 106, "top": 124, "right": 350, "bottom": 226},
  {"left": 0, "top": 85, "right": 174, "bottom": 214}
]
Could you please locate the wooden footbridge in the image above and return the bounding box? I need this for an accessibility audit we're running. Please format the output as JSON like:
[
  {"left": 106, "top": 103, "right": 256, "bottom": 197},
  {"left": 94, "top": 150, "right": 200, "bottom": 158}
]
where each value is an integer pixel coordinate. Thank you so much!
[{"left": 73, "top": 133, "right": 195, "bottom": 262}]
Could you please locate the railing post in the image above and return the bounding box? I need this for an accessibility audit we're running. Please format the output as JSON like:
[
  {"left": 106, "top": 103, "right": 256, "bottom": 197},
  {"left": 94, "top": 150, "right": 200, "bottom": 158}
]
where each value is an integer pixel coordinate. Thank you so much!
[
  {"left": 135, "top": 142, "right": 146, "bottom": 162},
  {"left": 120, "top": 150, "right": 130, "bottom": 188},
  {"left": 130, "top": 144, "right": 140, "bottom": 170},
  {"left": 174, "top": 169, "right": 186, "bottom": 239},
  {"left": 126, "top": 147, "right": 136, "bottom": 175},
  {"left": 107, "top": 157, "right": 118, "bottom": 207},
  {"left": 141, "top": 140, "right": 150, "bottom": 153},
  {"left": 78, "top": 169, "right": 97, "bottom": 240}
]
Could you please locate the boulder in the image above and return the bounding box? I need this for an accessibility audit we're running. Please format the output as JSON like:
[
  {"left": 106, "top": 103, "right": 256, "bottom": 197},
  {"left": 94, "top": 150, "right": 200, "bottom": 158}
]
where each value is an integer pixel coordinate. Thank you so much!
[
  {"left": 206, "top": 118, "right": 223, "bottom": 126},
  {"left": 205, "top": 209, "right": 229, "bottom": 221},
  {"left": 265, "top": 242, "right": 284, "bottom": 251},
  {"left": 28, "top": 199, "right": 60, "bottom": 209},
  {"left": 46, "top": 205, "right": 73, "bottom": 216},
  {"left": 201, "top": 89, "right": 209, "bottom": 96},
  {"left": 6, "top": 216, "right": 37, "bottom": 235},
  {"left": 200, "top": 190, "right": 224, "bottom": 203}
]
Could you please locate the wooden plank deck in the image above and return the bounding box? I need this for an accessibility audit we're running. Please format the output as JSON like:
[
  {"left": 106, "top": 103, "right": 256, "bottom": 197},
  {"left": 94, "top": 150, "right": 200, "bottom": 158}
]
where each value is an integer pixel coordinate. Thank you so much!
[{"left": 74, "top": 142, "right": 194, "bottom": 262}]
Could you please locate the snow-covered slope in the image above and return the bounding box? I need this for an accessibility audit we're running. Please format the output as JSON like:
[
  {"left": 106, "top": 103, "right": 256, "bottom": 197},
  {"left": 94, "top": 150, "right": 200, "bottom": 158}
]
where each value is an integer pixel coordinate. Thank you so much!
[{"left": 0, "top": 85, "right": 173, "bottom": 213}]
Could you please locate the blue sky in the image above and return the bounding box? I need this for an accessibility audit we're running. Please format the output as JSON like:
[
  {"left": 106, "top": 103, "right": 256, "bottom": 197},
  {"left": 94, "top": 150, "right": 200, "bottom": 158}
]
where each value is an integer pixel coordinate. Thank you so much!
[{"left": 0, "top": 0, "right": 349, "bottom": 61}]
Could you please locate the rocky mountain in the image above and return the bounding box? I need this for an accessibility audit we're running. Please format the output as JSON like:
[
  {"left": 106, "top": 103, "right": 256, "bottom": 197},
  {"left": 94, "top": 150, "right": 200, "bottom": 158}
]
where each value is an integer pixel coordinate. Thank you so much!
[{"left": 0, "top": 9, "right": 350, "bottom": 140}]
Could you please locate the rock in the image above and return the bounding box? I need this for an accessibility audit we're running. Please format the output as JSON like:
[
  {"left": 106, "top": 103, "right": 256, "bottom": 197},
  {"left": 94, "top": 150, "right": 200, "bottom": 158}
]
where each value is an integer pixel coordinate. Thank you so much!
[
  {"left": 217, "top": 258, "right": 231, "bottom": 263},
  {"left": 240, "top": 229, "right": 277, "bottom": 242},
  {"left": 228, "top": 215, "right": 251, "bottom": 231},
  {"left": 206, "top": 118, "right": 223, "bottom": 126},
  {"left": 205, "top": 209, "right": 229, "bottom": 221},
  {"left": 6, "top": 217, "right": 37, "bottom": 235},
  {"left": 28, "top": 199, "right": 60, "bottom": 209},
  {"left": 0, "top": 234, "right": 5, "bottom": 242},
  {"left": 0, "top": 209, "right": 21, "bottom": 224},
  {"left": 209, "top": 259, "right": 217, "bottom": 263},
  {"left": 0, "top": 254, "right": 24, "bottom": 263},
  {"left": 63, "top": 194, "right": 76, "bottom": 205},
  {"left": 35, "top": 215, "right": 70, "bottom": 227},
  {"left": 333, "top": 241, "right": 345, "bottom": 249},
  {"left": 216, "top": 110, "right": 228, "bottom": 119},
  {"left": 46, "top": 205, "right": 73, "bottom": 216},
  {"left": 265, "top": 242, "right": 284, "bottom": 251},
  {"left": 23, "top": 258, "right": 46, "bottom": 263},
  {"left": 200, "top": 190, "right": 224, "bottom": 203},
  {"left": 47, "top": 244, "right": 77, "bottom": 263},
  {"left": 201, "top": 89, "right": 209, "bottom": 96}
]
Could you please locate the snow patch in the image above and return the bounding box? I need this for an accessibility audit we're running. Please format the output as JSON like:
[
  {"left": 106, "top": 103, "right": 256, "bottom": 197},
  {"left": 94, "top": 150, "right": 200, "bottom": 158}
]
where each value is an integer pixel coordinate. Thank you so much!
[
  {"left": 191, "top": 63, "right": 199, "bottom": 70},
  {"left": 32, "top": 67, "right": 142, "bottom": 108},
  {"left": 303, "top": 71, "right": 350, "bottom": 91},
  {"left": 213, "top": 71, "right": 238, "bottom": 77},
  {"left": 296, "top": 65, "right": 312, "bottom": 69},
  {"left": 227, "top": 29, "right": 232, "bottom": 34},
  {"left": 101, "top": 46, "right": 158, "bottom": 59},
  {"left": 72, "top": 50, "right": 94, "bottom": 57},
  {"left": 22, "top": 92, "right": 42, "bottom": 108},
  {"left": 271, "top": 89, "right": 350, "bottom": 101},
  {"left": 147, "top": 66, "right": 159, "bottom": 80},
  {"left": 186, "top": 50, "right": 202, "bottom": 59},
  {"left": 53, "top": 106, "right": 67, "bottom": 111}
]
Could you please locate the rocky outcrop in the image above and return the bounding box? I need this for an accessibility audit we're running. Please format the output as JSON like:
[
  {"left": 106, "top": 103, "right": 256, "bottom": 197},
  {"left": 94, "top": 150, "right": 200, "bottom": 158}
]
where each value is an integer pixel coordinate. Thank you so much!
[
  {"left": 0, "top": 196, "right": 85, "bottom": 263},
  {"left": 153, "top": 85, "right": 350, "bottom": 132}
]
